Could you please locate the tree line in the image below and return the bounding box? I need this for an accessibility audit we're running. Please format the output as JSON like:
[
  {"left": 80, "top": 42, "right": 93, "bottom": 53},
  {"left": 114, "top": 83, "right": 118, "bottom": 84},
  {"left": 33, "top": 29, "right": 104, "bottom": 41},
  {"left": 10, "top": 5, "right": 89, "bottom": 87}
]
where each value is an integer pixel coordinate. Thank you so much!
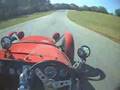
[
  {"left": 52, "top": 3, "right": 120, "bottom": 16},
  {"left": 115, "top": 9, "right": 120, "bottom": 16},
  {"left": 0, "top": 0, "right": 52, "bottom": 21},
  {"left": 52, "top": 4, "right": 108, "bottom": 14},
  {"left": 0, "top": 0, "right": 120, "bottom": 21}
]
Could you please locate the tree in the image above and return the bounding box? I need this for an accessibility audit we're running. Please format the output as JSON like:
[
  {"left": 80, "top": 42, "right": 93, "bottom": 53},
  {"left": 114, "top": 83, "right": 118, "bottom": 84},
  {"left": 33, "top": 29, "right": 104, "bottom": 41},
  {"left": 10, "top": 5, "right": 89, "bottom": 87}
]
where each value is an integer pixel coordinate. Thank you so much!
[
  {"left": 70, "top": 3, "right": 80, "bottom": 10},
  {"left": 98, "top": 6, "right": 108, "bottom": 14},
  {"left": 0, "top": 0, "right": 51, "bottom": 21},
  {"left": 82, "top": 5, "right": 90, "bottom": 11},
  {"left": 90, "top": 6, "right": 99, "bottom": 12},
  {"left": 115, "top": 9, "right": 120, "bottom": 16},
  {"left": 53, "top": 3, "right": 71, "bottom": 10}
]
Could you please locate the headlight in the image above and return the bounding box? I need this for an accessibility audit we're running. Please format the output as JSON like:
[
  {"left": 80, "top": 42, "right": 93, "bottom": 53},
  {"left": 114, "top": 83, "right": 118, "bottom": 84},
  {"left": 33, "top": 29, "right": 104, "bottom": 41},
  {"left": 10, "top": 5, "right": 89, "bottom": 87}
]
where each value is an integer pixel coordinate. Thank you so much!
[
  {"left": 44, "top": 66, "right": 57, "bottom": 79},
  {"left": 1, "top": 36, "right": 12, "bottom": 49},
  {"left": 77, "top": 45, "right": 91, "bottom": 59}
]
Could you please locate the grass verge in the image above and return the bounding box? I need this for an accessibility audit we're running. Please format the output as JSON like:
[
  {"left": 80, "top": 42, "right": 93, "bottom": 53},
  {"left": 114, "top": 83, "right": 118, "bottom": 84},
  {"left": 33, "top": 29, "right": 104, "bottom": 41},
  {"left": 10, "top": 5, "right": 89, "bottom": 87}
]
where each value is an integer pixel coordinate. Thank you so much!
[
  {"left": 0, "top": 11, "right": 53, "bottom": 29},
  {"left": 68, "top": 10, "right": 120, "bottom": 43}
]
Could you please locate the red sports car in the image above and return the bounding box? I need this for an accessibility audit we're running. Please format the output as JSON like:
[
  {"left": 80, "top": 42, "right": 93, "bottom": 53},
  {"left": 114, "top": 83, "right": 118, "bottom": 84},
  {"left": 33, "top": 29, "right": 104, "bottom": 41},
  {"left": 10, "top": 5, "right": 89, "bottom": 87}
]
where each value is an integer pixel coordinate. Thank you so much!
[{"left": 0, "top": 31, "right": 90, "bottom": 90}]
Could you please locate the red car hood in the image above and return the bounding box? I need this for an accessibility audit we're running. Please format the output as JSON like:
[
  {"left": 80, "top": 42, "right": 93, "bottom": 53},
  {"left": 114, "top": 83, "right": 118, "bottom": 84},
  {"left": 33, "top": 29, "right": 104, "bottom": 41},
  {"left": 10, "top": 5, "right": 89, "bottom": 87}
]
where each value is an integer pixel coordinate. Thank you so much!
[{"left": 0, "top": 36, "right": 71, "bottom": 66}]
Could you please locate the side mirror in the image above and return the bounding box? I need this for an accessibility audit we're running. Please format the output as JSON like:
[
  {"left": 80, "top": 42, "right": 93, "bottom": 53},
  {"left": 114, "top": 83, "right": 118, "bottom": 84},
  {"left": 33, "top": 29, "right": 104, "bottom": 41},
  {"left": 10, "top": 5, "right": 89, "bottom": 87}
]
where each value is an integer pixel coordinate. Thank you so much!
[
  {"left": 1, "top": 36, "right": 12, "bottom": 49},
  {"left": 52, "top": 32, "right": 60, "bottom": 42},
  {"left": 77, "top": 45, "right": 91, "bottom": 59},
  {"left": 17, "top": 31, "right": 24, "bottom": 40}
]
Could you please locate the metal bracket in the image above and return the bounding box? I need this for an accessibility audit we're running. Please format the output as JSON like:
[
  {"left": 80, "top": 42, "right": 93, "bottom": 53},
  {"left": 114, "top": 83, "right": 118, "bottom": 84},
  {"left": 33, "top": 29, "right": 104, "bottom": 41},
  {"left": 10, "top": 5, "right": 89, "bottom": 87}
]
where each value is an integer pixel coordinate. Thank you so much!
[
  {"left": 52, "top": 80, "right": 72, "bottom": 89},
  {"left": 72, "top": 60, "right": 81, "bottom": 69},
  {"left": 35, "top": 68, "right": 49, "bottom": 84}
]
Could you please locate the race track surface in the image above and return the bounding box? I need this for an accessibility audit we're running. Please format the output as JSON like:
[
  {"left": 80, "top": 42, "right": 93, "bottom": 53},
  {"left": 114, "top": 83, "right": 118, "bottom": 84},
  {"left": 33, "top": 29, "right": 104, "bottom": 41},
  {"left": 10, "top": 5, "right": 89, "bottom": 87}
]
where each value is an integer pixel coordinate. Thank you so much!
[{"left": 0, "top": 10, "right": 120, "bottom": 90}]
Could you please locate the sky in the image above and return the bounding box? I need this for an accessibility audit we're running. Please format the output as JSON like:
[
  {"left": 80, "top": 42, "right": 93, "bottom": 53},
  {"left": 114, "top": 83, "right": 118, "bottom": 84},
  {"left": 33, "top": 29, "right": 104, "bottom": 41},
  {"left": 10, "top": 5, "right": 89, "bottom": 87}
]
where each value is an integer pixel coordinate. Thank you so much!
[{"left": 50, "top": 0, "right": 120, "bottom": 13}]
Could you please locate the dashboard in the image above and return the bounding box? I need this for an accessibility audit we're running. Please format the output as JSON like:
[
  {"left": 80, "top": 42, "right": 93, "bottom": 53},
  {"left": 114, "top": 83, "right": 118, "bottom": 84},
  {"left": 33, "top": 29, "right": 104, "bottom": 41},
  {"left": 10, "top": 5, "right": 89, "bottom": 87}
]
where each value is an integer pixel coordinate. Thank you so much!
[
  {"left": 0, "top": 60, "right": 72, "bottom": 90},
  {"left": 0, "top": 59, "right": 31, "bottom": 76},
  {"left": 0, "top": 59, "right": 32, "bottom": 90},
  {"left": 28, "top": 61, "right": 72, "bottom": 90}
]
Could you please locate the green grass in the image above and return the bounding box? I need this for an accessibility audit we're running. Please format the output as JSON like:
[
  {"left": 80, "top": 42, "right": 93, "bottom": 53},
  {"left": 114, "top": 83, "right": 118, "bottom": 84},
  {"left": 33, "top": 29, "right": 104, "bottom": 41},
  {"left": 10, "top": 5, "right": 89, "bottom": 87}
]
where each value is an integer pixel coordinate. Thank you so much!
[
  {"left": 0, "top": 11, "right": 53, "bottom": 29},
  {"left": 68, "top": 10, "right": 120, "bottom": 43}
]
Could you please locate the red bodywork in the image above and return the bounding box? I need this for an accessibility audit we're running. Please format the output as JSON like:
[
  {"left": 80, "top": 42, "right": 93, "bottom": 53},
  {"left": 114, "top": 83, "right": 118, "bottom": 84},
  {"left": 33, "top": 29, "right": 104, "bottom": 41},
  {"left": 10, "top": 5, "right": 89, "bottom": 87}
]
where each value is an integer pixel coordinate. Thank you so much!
[
  {"left": 0, "top": 32, "right": 73, "bottom": 66},
  {"left": 0, "top": 32, "right": 75, "bottom": 90}
]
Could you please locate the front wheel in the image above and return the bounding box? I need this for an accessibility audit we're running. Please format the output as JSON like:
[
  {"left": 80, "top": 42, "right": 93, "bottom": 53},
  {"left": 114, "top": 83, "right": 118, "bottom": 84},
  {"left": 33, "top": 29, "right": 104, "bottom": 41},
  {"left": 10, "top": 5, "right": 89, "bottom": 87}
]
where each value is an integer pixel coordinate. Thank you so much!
[{"left": 62, "top": 32, "right": 75, "bottom": 64}]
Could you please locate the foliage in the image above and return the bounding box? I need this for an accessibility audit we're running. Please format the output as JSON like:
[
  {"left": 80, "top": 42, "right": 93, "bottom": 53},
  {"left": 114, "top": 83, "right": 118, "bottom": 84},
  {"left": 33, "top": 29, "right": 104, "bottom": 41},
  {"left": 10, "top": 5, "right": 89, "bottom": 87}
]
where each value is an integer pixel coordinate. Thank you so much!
[
  {"left": 79, "top": 6, "right": 108, "bottom": 14},
  {"left": 0, "top": 0, "right": 52, "bottom": 21},
  {"left": 53, "top": 3, "right": 71, "bottom": 10},
  {"left": 115, "top": 9, "right": 120, "bottom": 16},
  {"left": 53, "top": 4, "right": 108, "bottom": 14},
  {"left": 0, "top": 1, "right": 109, "bottom": 21}
]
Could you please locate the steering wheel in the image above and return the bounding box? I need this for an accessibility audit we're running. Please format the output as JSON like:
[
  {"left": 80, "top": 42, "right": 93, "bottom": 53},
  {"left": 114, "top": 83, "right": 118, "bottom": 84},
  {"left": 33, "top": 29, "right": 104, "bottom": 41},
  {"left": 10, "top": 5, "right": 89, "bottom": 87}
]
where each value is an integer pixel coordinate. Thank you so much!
[{"left": 18, "top": 61, "right": 72, "bottom": 90}]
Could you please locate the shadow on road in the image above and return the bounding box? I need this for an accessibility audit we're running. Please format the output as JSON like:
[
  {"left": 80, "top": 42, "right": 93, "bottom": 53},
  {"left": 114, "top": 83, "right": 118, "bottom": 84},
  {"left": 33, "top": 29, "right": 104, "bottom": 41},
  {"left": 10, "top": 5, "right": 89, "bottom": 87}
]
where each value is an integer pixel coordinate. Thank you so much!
[{"left": 76, "top": 64, "right": 106, "bottom": 90}]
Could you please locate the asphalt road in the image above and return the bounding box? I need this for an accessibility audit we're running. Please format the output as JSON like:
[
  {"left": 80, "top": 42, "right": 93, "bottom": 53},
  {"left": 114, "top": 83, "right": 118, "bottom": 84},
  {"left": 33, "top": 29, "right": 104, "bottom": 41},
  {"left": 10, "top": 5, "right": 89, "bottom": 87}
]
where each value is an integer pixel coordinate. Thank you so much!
[{"left": 0, "top": 10, "right": 120, "bottom": 90}]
